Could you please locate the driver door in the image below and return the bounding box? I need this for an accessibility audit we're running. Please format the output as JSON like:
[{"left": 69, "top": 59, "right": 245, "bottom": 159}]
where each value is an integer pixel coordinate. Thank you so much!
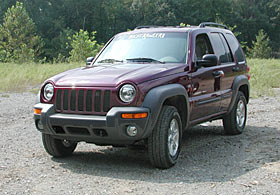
[{"left": 190, "top": 33, "right": 222, "bottom": 121}]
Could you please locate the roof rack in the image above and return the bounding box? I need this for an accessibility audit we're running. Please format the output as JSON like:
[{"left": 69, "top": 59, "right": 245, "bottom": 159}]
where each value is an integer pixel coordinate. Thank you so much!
[
  {"left": 135, "top": 25, "right": 160, "bottom": 30},
  {"left": 199, "top": 22, "right": 228, "bottom": 29},
  {"left": 134, "top": 25, "right": 198, "bottom": 30}
]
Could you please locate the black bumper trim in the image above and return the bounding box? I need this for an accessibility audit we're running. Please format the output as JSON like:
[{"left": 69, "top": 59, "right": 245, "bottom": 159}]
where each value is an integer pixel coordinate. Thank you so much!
[{"left": 34, "top": 103, "right": 151, "bottom": 145}]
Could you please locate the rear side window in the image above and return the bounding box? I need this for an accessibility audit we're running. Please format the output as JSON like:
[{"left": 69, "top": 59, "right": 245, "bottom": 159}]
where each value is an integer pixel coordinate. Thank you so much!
[
  {"left": 225, "top": 33, "right": 245, "bottom": 62},
  {"left": 210, "top": 33, "right": 231, "bottom": 64},
  {"left": 219, "top": 34, "right": 233, "bottom": 62}
]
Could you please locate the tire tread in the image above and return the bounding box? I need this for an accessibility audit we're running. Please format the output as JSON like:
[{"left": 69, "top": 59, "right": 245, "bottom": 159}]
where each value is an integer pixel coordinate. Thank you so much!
[
  {"left": 42, "top": 134, "right": 77, "bottom": 157},
  {"left": 148, "top": 106, "right": 182, "bottom": 169},
  {"left": 223, "top": 91, "right": 247, "bottom": 135}
]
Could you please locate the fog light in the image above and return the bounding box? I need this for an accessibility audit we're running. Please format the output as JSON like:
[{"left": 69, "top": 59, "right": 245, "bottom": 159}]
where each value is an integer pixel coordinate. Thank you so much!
[
  {"left": 126, "top": 126, "right": 137, "bottom": 137},
  {"left": 36, "top": 120, "right": 44, "bottom": 130}
]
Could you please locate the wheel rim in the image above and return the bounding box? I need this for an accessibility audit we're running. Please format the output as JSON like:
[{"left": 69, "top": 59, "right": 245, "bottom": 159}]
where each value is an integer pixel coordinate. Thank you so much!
[
  {"left": 62, "top": 140, "right": 73, "bottom": 147},
  {"left": 168, "top": 118, "right": 179, "bottom": 157},
  {"left": 236, "top": 100, "right": 246, "bottom": 128}
]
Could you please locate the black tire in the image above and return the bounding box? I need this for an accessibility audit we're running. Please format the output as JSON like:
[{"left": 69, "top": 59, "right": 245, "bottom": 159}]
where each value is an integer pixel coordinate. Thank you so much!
[
  {"left": 148, "top": 106, "right": 182, "bottom": 169},
  {"left": 223, "top": 91, "right": 247, "bottom": 135},
  {"left": 42, "top": 133, "right": 77, "bottom": 157}
]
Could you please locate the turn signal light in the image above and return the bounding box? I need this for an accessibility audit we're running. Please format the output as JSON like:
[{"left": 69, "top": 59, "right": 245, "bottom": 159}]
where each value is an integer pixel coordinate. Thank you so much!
[
  {"left": 121, "top": 113, "right": 148, "bottom": 119},
  {"left": 34, "top": 108, "right": 42, "bottom": 115}
]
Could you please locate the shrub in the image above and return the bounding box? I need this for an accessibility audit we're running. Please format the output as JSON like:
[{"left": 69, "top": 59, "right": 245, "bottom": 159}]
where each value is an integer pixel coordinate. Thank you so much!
[
  {"left": 247, "top": 29, "right": 272, "bottom": 59},
  {"left": 68, "top": 30, "right": 103, "bottom": 62}
]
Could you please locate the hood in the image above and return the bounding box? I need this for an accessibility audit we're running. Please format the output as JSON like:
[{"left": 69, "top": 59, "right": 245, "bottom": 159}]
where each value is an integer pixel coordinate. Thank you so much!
[{"left": 49, "top": 63, "right": 186, "bottom": 87}]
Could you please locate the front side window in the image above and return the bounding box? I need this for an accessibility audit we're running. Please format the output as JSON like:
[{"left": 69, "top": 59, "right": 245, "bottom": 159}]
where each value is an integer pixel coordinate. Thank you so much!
[
  {"left": 94, "top": 32, "right": 188, "bottom": 65},
  {"left": 195, "top": 33, "right": 214, "bottom": 60}
]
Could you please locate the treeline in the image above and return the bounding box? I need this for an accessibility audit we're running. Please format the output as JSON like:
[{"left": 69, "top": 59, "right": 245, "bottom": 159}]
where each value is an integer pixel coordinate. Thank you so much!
[{"left": 0, "top": 0, "right": 279, "bottom": 63}]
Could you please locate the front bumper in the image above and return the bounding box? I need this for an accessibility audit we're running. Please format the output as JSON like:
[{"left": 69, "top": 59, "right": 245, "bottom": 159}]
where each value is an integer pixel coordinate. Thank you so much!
[{"left": 34, "top": 103, "right": 151, "bottom": 145}]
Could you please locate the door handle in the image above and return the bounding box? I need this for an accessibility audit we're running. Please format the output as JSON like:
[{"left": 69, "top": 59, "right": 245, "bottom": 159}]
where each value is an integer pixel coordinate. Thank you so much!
[
  {"left": 232, "top": 67, "right": 240, "bottom": 72},
  {"left": 212, "top": 70, "right": 224, "bottom": 78}
]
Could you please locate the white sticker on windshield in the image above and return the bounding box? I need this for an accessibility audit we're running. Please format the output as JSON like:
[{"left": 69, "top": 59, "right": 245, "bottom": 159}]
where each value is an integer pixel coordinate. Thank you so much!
[{"left": 128, "top": 33, "right": 165, "bottom": 39}]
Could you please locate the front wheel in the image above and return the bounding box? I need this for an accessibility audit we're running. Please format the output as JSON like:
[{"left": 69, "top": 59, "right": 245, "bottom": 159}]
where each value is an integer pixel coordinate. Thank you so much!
[
  {"left": 148, "top": 106, "right": 182, "bottom": 169},
  {"left": 42, "top": 134, "right": 77, "bottom": 157},
  {"left": 223, "top": 91, "right": 247, "bottom": 135}
]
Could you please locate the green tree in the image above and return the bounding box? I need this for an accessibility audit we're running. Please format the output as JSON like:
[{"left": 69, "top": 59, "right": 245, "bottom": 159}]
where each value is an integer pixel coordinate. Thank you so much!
[
  {"left": 130, "top": 0, "right": 176, "bottom": 26},
  {"left": 247, "top": 29, "right": 272, "bottom": 59},
  {"left": 1, "top": 0, "right": 280, "bottom": 61},
  {"left": 103, "top": 0, "right": 134, "bottom": 36},
  {"left": 0, "top": 2, "right": 43, "bottom": 63},
  {"left": 51, "top": 28, "right": 75, "bottom": 62},
  {"left": 68, "top": 29, "right": 103, "bottom": 62},
  {"left": 0, "top": 0, "right": 11, "bottom": 24}
]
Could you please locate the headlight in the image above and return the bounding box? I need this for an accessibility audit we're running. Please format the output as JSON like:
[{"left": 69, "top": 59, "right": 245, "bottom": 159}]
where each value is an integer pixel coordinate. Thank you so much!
[
  {"left": 43, "top": 83, "right": 54, "bottom": 101},
  {"left": 119, "top": 84, "right": 136, "bottom": 103}
]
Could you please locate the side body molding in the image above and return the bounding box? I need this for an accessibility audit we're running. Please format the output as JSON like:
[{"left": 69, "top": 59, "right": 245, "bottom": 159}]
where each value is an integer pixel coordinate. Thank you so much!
[{"left": 141, "top": 84, "right": 190, "bottom": 137}]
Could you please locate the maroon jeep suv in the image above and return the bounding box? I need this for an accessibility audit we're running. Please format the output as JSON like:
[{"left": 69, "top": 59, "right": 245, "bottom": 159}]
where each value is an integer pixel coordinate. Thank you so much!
[{"left": 34, "top": 22, "right": 250, "bottom": 169}]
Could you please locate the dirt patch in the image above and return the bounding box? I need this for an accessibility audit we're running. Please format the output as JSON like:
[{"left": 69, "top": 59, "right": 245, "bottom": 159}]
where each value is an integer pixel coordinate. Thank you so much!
[{"left": 0, "top": 93, "right": 279, "bottom": 194}]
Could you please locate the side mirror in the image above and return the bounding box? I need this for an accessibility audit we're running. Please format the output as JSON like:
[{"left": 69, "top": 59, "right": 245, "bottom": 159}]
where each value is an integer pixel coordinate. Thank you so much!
[
  {"left": 196, "top": 54, "right": 218, "bottom": 68},
  {"left": 86, "top": 56, "right": 94, "bottom": 66}
]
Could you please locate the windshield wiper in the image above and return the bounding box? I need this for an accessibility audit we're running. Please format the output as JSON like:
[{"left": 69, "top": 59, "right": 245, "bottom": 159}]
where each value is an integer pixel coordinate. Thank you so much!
[
  {"left": 97, "top": 59, "right": 124, "bottom": 64},
  {"left": 126, "top": 58, "right": 165, "bottom": 64}
]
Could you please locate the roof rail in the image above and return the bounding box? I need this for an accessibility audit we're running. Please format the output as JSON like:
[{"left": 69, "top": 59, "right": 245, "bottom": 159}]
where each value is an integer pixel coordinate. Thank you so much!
[
  {"left": 135, "top": 25, "right": 160, "bottom": 30},
  {"left": 199, "top": 22, "right": 228, "bottom": 29}
]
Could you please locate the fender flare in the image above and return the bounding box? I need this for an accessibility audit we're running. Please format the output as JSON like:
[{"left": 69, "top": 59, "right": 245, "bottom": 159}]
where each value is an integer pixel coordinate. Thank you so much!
[
  {"left": 36, "top": 91, "right": 40, "bottom": 104},
  {"left": 227, "top": 75, "right": 250, "bottom": 114},
  {"left": 141, "top": 84, "right": 190, "bottom": 137}
]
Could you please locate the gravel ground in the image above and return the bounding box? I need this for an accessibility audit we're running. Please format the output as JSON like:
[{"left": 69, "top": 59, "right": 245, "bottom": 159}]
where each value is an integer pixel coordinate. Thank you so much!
[{"left": 0, "top": 92, "right": 279, "bottom": 195}]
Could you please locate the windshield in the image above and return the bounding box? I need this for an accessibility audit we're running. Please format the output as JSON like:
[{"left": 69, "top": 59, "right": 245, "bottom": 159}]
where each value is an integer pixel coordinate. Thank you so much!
[{"left": 94, "top": 32, "right": 188, "bottom": 65}]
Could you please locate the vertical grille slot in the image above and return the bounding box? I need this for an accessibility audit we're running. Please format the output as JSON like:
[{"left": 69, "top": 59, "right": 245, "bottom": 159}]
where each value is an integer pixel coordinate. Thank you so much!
[
  {"left": 56, "top": 89, "right": 62, "bottom": 110},
  {"left": 94, "top": 90, "right": 101, "bottom": 112},
  {"left": 70, "top": 89, "right": 76, "bottom": 111},
  {"left": 63, "top": 89, "right": 69, "bottom": 110},
  {"left": 103, "top": 90, "right": 111, "bottom": 112},
  {"left": 78, "top": 90, "right": 84, "bottom": 111},
  {"left": 55, "top": 88, "right": 111, "bottom": 114},
  {"left": 86, "top": 90, "right": 93, "bottom": 112}
]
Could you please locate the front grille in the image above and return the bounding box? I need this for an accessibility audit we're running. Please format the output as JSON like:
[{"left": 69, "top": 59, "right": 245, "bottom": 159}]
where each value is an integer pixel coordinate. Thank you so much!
[
  {"left": 55, "top": 88, "right": 111, "bottom": 114},
  {"left": 94, "top": 90, "right": 101, "bottom": 112},
  {"left": 103, "top": 90, "right": 111, "bottom": 112},
  {"left": 63, "top": 89, "right": 69, "bottom": 110},
  {"left": 78, "top": 90, "right": 84, "bottom": 111},
  {"left": 86, "top": 90, "right": 93, "bottom": 112}
]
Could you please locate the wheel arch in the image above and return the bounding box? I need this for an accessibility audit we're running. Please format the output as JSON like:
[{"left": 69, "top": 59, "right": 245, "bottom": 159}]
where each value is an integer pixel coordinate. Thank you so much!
[
  {"left": 163, "top": 95, "right": 188, "bottom": 129},
  {"left": 239, "top": 84, "right": 249, "bottom": 104},
  {"left": 141, "top": 84, "right": 190, "bottom": 137},
  {"left": 227, "top": 75, "right": 250, "bottom": 114}
]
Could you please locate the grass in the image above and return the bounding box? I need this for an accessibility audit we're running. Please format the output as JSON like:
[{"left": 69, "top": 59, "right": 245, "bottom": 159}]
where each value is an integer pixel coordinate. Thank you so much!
[
  {"left": 248, "top": 58, "right": 280, "bottom": 97},
  {"left": 0, "top": 62, "right": 82, "bottom": 93},
  {"left": 0, "top": 59, "right": 279, "bottom": 97}
]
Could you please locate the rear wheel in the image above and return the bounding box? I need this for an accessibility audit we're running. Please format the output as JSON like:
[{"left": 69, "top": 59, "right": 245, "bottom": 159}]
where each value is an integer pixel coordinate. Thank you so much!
[
  {"left": 148, "top": 106, "right": 182, "bottom": 169},
  {"left": 223, "top": 91, "right": 247, "bottom": 135},
  {"left": 42, "top": 134, "right": 77, "bottom": 157}
]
